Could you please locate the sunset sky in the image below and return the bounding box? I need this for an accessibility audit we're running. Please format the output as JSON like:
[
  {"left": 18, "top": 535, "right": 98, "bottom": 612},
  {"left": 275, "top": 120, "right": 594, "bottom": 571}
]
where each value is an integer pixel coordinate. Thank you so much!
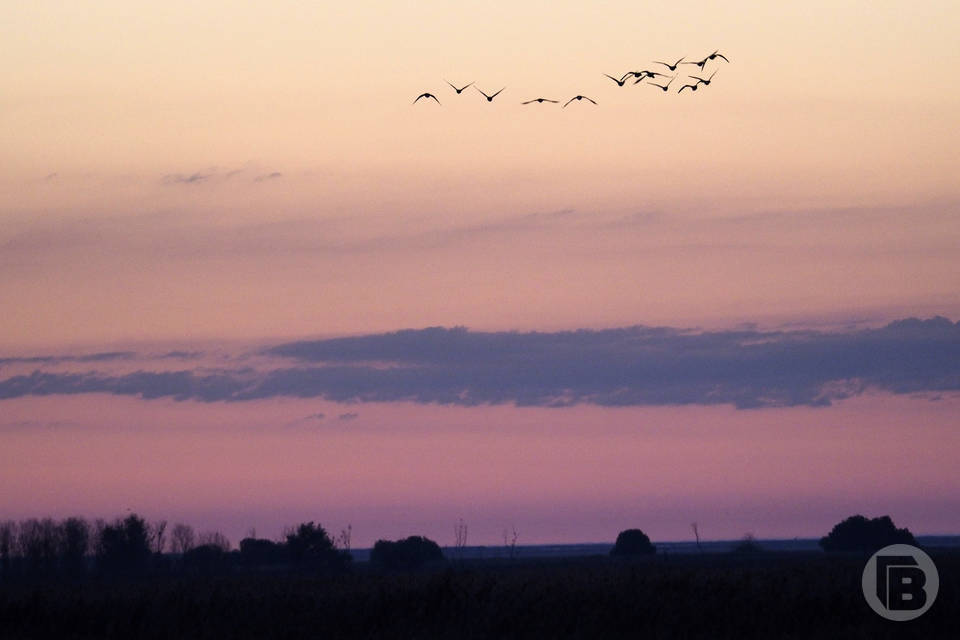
[{"left": 1, "top": 2, "right": 958, "bottom": 547}]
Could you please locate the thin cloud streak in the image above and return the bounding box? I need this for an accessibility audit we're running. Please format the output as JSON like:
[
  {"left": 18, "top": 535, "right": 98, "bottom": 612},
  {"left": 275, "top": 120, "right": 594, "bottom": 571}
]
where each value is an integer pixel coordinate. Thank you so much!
[{"left": 0, "top": 317, "right": 957, "bottom": 409}]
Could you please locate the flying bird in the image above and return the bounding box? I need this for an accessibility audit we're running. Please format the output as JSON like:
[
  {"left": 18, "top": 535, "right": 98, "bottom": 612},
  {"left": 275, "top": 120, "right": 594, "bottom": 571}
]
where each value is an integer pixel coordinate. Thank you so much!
[
  {"left": 677, "top": 82, "right": 699, "bottom": 93},
  {"left": 475, "top": 86, "right": 505, "bottom": 102},
  {"left": 563, "top": 95, "right": 597, "bottom": 107},
  {"left": 707, "top": 50, "right": 730, "bottom": 63},
  {"left": 653, "top": 57, "right": 685, "bottom": 71},
  {"left": 445, "top": 80, "right": 474, "bottom": 94},
  {"left": 604, "top": 73, "right": 628, "bottom": 86},
  {"left": 413, "top": 92, "right": 441, "bottom": 105},
  {"left": 647, "top": 76, "right": 675, "bottom": 92},
  {"left": 691, "top": 70, "right": 718, "bottom": 86},
  {"left": 620, "top": 71, "right": 648, "bottom": 82},
  {"left": 682, "top": 56, "right": 710, "bottom": 72},
  {"left": 522, "top": 97, "right": 559, "bottom": 104},
  {"left": 632, "top": 70, "right": 668, "bottom": 84}
]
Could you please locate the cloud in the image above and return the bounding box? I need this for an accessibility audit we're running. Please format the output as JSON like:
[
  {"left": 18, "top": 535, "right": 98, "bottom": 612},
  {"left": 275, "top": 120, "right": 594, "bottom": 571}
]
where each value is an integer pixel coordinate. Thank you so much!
[
  {"left": 254, "top": 172, "right": 283, "bottom": 182},
  {"left": 162, "top": 171, "right": 214, "bottom": 185},
  {"left": 338, "top": 412, "right": 359, "bottom": 421},
  {"left": 0, "top": 351, "right": 134, "bottom": 367},
  {"left": 0, "top": 318, "right": 957, "bottom": 409}
]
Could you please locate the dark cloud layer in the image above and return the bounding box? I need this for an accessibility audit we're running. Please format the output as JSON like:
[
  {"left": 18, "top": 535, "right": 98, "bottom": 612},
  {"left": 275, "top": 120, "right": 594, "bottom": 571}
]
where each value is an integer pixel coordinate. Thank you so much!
[{"left": 1, "top": 317, "right": 958, "bottom": 409}]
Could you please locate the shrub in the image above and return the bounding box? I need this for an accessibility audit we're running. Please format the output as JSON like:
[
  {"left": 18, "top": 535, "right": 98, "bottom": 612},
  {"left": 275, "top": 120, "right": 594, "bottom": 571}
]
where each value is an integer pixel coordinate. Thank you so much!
[
  {"left": 285, "top": 522, "right": 351, "bottom": 572},
  {"left": 731, "top": 534, "right": 762, "bottom": 553},
  {"left": 611, "top": 529, "right": 656, "bottom": 556},
  {"left": 819, "top": 515, "right": 917, "bottom": 552},
  {"left": 370, "top": 536, "right": 444, "bottom": 571}
]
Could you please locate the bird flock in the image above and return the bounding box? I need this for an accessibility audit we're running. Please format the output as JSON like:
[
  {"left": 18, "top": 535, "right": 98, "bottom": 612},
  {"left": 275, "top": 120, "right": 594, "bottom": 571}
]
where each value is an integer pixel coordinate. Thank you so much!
[{"left": 413, "top": 50, "right": 729, "bottom": 106}]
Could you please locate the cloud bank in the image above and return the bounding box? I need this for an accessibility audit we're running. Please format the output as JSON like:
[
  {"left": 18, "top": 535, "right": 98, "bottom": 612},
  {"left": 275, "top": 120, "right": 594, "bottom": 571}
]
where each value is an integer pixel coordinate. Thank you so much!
[{"left": 0, "top": 317, "right": 958, "bottom": 409}]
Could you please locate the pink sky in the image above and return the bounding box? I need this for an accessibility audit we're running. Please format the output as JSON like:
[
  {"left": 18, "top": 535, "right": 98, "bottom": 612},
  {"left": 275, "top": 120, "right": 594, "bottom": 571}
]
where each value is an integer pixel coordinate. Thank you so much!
[{"left": 1, "top": 2, "right": 958, "bottom": 546}]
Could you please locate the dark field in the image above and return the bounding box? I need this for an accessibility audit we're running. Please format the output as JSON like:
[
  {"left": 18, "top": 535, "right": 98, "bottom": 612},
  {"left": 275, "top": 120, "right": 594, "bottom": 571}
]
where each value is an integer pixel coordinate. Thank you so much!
[{"left": 1, "top": 551, "right": 956, "bottom": 639}]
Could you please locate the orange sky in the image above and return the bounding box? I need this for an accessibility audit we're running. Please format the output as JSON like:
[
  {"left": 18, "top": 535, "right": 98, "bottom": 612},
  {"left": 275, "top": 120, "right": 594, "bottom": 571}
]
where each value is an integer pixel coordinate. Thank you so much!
[{"left": 2, "top": 1, "right": 959, "bottom": 349}]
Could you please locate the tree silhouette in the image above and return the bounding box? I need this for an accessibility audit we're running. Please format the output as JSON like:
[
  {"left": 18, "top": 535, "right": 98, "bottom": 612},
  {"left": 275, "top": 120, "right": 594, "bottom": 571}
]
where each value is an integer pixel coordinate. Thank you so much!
[
  {"left": 370, "top": 536, "right": 443, "bottom": 571},
  {"left": 171, "top": 523, "right": 195, "bottom": 555},
  {"left": 97, "top": 514, "right": 152, "bottom": 574},
  {"left": 611, "top": 529, "right": 656, "bottom": 556},
  {"left": 59, "top": 517, "right": 90, "bottom": 576},
  {"left": 819, "top": 515, "right": 917, "bottom": 552},
  {"left": 285, "top": 522, "right": 350, "bottom": 572}
]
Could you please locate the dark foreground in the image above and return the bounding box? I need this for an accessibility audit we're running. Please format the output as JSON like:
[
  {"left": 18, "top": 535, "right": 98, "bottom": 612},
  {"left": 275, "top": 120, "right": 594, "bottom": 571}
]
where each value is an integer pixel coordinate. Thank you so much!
[{"left": 1, "top": 551, "right": 956, "bottom": 639}]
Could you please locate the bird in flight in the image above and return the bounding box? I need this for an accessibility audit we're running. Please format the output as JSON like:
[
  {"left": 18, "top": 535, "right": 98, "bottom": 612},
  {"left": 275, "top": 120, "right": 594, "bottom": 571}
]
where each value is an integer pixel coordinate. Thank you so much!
[
  {"left": 677, "top": 82, "right": 699, "bottom": 93},
  {"left": 632, "top": 70, "right": 669, "bottom": 84},
  {"left": 707, "top": 50, "right": 730, "bottom": 63},
  {"left": 563, "top": 95, "right": 597, "bottom": 107},
  {"left": 475, "top": 86, "right": 505, "bottom": 102},
  {"left": 522, "top": 97, "right": 559, "bottom": 104},
  {"left": 647, "top": 76, "right": 675, "bottom": 92},
  {"left": 604, "top": 73, "right": 628, "bottom": 86},
  {"left": 653, "top": 57, "right": 685, "bottom": 71},
  {"left": 445, "top": 80, "right": 474, "bottom": 94},
  {"left": 413, "top": 92, "right": 441, "bottom": 105},
  {"left": 690, "top": 70, "right": 718, "bottom": 86},
  {"left": 682, "top": 56, "right": 710, "bottom": 72}
]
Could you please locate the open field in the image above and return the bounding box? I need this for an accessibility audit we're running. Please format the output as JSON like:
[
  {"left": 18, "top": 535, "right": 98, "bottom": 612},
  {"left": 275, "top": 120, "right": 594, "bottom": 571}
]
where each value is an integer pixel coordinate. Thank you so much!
[{"left": 1, "top": 550, "right": 956, "bottom": 639}]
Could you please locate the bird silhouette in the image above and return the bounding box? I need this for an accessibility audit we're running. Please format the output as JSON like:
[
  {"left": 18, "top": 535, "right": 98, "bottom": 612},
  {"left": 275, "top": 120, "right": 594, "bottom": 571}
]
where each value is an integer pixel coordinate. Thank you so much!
[
  {"left": 413, "top": 92, "right": 441, "bottom": 105},
  {"left": 563, "top": 95, "right": 597, "bottom": 107},
  {"left": 683, "top": 56, "right": 710, "bottom": 71},
  {"left": 707, "top": 50, "right": 730, "bottom": 63},
  {"left": 690, "top": 70, "right": 718, "bottom": 86},
  {"left": 604, "top": 74, "right": 628, "bottom": 86},
  {"left": 632, "top": 70, "right": 668, "bottom": 84},
  {"left": 522, "top": 97, "right": 559, "bottom": 104},
  {"left": 445, "top": 80, "right": 474, "bottom": 94},
  {"left": 647, "top": 76, "right": 675, "bottom": 92},
  {"left": 677, "top": 82, "right": 699, "bottom": 93},
  {"left": 620, "top": 71, "right": 647, "bottom": 82},
  {"left": 653, "top": 57, "right": 685, "bottom": 71},
  {"left": 475, "top": 86, "right": 505, "bottom": 102}
]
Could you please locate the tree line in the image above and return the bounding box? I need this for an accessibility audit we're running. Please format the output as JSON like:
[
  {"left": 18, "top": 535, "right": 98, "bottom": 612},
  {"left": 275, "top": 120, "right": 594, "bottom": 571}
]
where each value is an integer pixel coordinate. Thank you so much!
[{"left": 0, "top": 511, "right": 919, "bottom": 581}]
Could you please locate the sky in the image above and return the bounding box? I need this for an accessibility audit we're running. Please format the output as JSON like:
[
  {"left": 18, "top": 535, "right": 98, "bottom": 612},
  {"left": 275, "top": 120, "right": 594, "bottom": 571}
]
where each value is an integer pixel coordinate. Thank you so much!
[{"left": 1, "top": 1, "right": 959, "bottom": 547}]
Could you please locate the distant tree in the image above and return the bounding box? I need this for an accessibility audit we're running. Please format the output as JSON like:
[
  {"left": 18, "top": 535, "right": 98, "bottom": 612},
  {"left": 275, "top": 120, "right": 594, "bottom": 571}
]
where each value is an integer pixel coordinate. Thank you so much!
[
  {"left": 370, "top": 536, "right": 444, "bottom": 571},
  {"left": 182, "top": 544, "right": 230, "bottom": 575},
  {"left": 611, "top": 529, "right": 656, "bottom": 556},
  {"left": 285, "top": 522, "right": 350, "bottom": 572},
  {"left": 18, "top": 518, "right": 60, "bottom": 574},
  {"left": 0, "top": 521, "right": 16, "bottom": 578},
  {"left": 59, "top": 517, "right": 90, "bottom": 575},
  {"left": 151, "top": 520, "right": 168, "bottom": 555},
  {"left": 198, "top": 530, "right": 231, "bottom": 552},
  {"left": 731, "top": 533, "right": 762, "bottom": 554},
  {"left": 171, "top": 523, "right": 195, "bottom": 555},
  {"left": 819, "top": 515, "right": 917, "bottom": 552},
  {"left": 239, "top": 537, "right": 288, "bottom": 567},
  {"left": 97, "top": 514, "right": 152, "bottom": 574}
]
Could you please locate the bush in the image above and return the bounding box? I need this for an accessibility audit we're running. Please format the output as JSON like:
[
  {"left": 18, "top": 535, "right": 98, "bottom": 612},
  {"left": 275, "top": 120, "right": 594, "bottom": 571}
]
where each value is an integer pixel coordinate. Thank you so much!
[
  {"left": 285, "top": 522, "right": 351, "bottom": 572},
  {"left": 731, "top": 534, "right": 762, "bottom": 554},
  {"left": 611, "top": 529, "right": 656, "bottom": 556},
  {"left": 370, "top": 536, "right": 444, "bottom": 571},
  {"left": 239, "top": 538, "right": 288, "bottom": 567},
  {"left": 182, "top": 544, "right": 231, "bottom": 574},
  {"left": 819, "top": 515, "right": 917, "bottom": 552}
]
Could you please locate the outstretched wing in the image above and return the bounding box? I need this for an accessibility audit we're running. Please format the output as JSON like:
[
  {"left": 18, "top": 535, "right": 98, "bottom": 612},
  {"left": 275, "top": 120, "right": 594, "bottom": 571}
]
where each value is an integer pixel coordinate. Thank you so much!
[
  {"left": 716, "top": 53, "right": 729, "bottom": 62},
  {"left": 491, "top": 87, "right": 505, "bottom": 99},
  {"left": 583, "top": 96, "right": 597, "bottom": 105},
  {"left": 562, "top": 97, "right": 575, "bottom": 108}
]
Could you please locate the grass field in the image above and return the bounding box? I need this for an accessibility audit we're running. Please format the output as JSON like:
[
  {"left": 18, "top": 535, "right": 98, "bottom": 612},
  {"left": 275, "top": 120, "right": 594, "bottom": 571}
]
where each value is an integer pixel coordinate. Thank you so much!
[{"left": 1, "top": 550, "right": 956, "bottom": 639}]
